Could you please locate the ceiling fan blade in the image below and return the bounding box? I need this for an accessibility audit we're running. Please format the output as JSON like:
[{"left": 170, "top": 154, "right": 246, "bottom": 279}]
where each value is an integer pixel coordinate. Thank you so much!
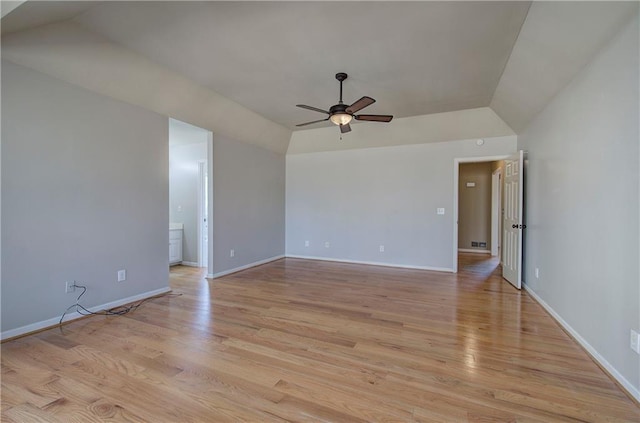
[
  {"left": 346, "top": 96, "right": 375, "bottom": 114},
  {"left": 296, "top": 104, "right": 330, "bottom": 114},
  {"left": 296, "top": 117, "right": 330, "bottom": 127},
  {"left": 340, "top": 123, "right": 351, "bottom": 133},
  {"left": 355, "top": 114, "right": 393, "bottom": 123}
]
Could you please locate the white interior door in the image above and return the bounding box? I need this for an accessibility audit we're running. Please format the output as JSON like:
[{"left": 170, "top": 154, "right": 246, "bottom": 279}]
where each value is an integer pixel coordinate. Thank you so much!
[
  {"left": 502, "top": 151, "right": 524, "bottom": 289},
  {"left": 198, "top": 162, "right": 209, "bottom": 268},
  {"left": 202, "top": 170, "right": 208, "bottom": 267}
]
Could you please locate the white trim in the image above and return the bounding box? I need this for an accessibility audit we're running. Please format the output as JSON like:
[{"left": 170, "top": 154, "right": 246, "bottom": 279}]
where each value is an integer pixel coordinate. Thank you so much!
[
  {"left": 1, "top": 287, "right": 172, "bottom": 341},
  {"left": 181, "top": 261, "right": 200, "bottom": 267},
  {"left": 286, "top": 255, "right": 453, "bottom": 273},
  {"left": 207, "top": 132, "right": 214, "bottom": 277},
  {"left": 197, "top": 161, "right": 205, "bottom": 268},
  {"left": 453, "top": 154, "right": 511, "bottom": 273},
  {"left": 523, "top": 283, "right": 640, "bottom": 402},
  {"left": 491, "top": 167, "right": 502, "bottom": 256},
  {"left": 212, "top": 255, "right": 285, "bottom": 278},
  {"left": 458, "top": 249, "right": 491, "bottom": 254}
]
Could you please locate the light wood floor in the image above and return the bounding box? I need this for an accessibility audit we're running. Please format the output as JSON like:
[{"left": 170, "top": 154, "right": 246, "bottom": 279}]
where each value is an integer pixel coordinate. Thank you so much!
[{"left": 2, "top": 255, "right": 638, "bottom": 422}]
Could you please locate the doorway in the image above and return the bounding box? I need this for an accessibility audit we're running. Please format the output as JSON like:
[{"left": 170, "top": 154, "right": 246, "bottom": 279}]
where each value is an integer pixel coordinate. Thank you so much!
[
  {"left": 169, "top": 118, "right": 213, "bottom": 275},
  {"left": 453, "top": 155, "right": 509, "bottom": 274}
]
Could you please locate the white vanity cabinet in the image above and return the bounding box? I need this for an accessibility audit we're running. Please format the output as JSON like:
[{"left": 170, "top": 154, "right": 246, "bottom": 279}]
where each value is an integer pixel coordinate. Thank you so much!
[{"left": 169, "top": 229, "right": 183, "bottom": 265}]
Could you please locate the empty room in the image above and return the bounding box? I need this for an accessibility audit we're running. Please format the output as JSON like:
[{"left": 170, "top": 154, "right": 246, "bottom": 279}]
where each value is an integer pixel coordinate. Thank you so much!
[{"left": 1, "top": 1, "right": 639, "bottom": 421}]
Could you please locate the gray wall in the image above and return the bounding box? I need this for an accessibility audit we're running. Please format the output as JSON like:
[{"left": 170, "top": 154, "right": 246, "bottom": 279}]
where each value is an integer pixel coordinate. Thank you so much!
[
  {"left": 458, "top": 162, "right": 492, "bottom": 251},
  {"left": 1, "top": 61, "right": 169, "bottom": 334},
  {"left": 212, "top": 135, "right": 285, "bottom": 275},
  {"left": 286, "top": 136, "right": 516, "bottom": 271},
  {"left": 519, "top": 15, "right": 639, "bottom": 394},
  {"left": 169, "top": 141, "right": 207, "bottom": 264}
]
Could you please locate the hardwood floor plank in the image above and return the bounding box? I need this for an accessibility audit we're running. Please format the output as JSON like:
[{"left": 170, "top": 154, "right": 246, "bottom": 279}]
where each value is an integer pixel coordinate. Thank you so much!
[
  {"left": 2, "top": 402, "right": 66, "bottom": 423},
  {"left": 1, "top": 255, "right": 638, "bottom": 422}
]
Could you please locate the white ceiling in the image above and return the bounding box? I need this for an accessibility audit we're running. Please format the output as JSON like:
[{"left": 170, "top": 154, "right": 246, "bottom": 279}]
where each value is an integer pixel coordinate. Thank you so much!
[
  {"left": 2, "top": 1, "right": 636, "bottom": 139},
  {"left": 2, "top": 1, "right": 530, "bottom": 131}
]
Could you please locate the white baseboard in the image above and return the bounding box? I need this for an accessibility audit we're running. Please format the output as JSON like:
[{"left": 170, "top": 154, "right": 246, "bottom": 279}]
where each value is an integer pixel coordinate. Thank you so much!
[
  {"left": 286, "top": 254, "right": 453, "bottom": 273},
  {"left": 523, "top": 283, "right": 640, "bottom": 402},
  {"left": 181, "top": 261, "right": 199, "bottom": 267},
  {"left": 1, "top": 286, "right": 172, "bottom": 341},
  {"left": 212, "top": 255, "right": 285, "bottom": 278},
  {"left": 458, "top": 248, "right": 491, "bottom": 254}
]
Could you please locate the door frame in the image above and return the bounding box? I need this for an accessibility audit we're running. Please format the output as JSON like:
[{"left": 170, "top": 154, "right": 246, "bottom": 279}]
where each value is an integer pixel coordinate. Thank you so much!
[
  {"left": 206, "top": 131, "right": 214, "bottom": 278},
  {"left": 453, "top": 155, "right": 510, "bottom": 273},
  {"left": 491, "top": 167, "right": 502, "bottom": 257}
]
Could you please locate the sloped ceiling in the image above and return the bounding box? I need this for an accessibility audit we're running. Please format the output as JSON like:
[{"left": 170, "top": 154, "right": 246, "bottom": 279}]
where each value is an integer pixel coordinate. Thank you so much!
[
  {"left": 491, "top": 1, "right": 638, "bottom": 132},
  {"left": 2, "top": 1, "right": 638, "bottom": 152}
]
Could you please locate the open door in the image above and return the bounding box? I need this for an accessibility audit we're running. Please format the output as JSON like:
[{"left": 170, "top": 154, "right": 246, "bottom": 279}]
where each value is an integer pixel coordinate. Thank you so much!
[
  {"left": 198, "top": 161, "right": 209, "bottom": 269},
  {"left": 502, "top": 151, "right": 524, "bottom": 289}
]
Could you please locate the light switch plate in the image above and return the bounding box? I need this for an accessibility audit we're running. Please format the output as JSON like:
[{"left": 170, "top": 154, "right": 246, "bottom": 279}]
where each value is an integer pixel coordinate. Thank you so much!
[{"left": 437, "top": 208, "right": 445, "bottom": 215}]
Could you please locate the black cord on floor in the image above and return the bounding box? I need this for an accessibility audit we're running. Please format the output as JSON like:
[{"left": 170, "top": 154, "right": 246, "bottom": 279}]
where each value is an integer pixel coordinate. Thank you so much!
[{"left": 58, "top": 283, "right": 181, "bottom": 327}]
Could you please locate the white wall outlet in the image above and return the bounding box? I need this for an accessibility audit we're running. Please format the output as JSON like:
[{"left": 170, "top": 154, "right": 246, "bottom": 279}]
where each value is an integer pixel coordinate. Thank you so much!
[
  {"left": 304, "top": 240, "right": 309, "bottom": 247},
  {"left": 630, "top": 330, "right": 640, "bottom": 354},
  {"left": 65, "top": 281, "right": 76, "bottom": 294},
  {"left": 379, "top": 245, "right": 385, "bottom": 253},
  {"left": 535, "top": 268, "right": 539, "bottom": 279},
  {"left": 230, "top": 249, "right": 235, "bottom": 257},
  {"left": 324, "top": 242, "right": 330, "bottom": 248},
  {"left": 117, "top": 269, "right": 126, "bottom": 282},
  {"left": 437, "top": 208, "right": 445, "bottom": 215}
]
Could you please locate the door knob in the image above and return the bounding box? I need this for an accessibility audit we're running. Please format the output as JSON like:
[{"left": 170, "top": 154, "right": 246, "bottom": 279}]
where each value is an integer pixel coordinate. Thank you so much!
[{"left": 512, "top": 224, "right": 518, "bottom": 228}]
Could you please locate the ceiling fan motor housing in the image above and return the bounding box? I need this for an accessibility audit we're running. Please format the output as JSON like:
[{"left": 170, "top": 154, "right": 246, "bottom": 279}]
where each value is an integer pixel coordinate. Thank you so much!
[{"left": 329, "top": 104, "right": 349, "bottom": 115}]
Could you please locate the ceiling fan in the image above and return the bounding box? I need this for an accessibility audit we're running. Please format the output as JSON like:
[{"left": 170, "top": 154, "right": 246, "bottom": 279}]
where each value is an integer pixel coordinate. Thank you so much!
[{"left": 296, "top": 72, "right": 393, "bottom": 134}]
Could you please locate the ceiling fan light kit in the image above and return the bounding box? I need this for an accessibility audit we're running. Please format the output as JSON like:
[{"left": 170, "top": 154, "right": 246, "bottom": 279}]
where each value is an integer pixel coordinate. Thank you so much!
[
  {"left": 330, "top": 113, "right": 352, "bottom": 126},
  {"left": 296, "top": 72, "right": 393, "bottom": 134}
]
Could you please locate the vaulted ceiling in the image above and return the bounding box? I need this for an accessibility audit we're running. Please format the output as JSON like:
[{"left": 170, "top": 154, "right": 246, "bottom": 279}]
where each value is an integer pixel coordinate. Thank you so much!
[{"left": 2, "top": 1, "right": 637, "bottom": 152}]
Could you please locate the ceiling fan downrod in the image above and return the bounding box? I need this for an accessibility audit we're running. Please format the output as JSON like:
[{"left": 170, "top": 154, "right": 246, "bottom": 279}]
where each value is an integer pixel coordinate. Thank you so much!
[{"left": 336, "top": 72, "right": 347, "bottom": 104}]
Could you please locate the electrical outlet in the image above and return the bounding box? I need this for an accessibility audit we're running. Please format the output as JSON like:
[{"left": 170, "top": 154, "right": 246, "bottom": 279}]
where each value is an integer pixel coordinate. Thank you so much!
[
  {"left": 379, "top": 245, "right": 385, "bottom": 253},
  {"left": 304, "top": 240, "right": 309, "bottom": 247},
  {"left": 479, "top": 242, "right": 487, "bottom": 248},
  {"left": 535, "top": 268, "right": 540, "bottom": 279},
  {"left": 324, "top": 242, "right": 330, "bottom": 248},
  {"left": 65, "top": 281, "right": 76, "bottom": 294},
  {"left": 630, "top": 330, "right": 640, "bottom": 354},
  {"left": 471, "top": 242, "right": 479, "bottom": 247},
  {"left": 230, "top": 249, "right": 235, "bottom": 258},
  {"left": 117, "top": 269, "right": 126, "bottom": 282}
]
